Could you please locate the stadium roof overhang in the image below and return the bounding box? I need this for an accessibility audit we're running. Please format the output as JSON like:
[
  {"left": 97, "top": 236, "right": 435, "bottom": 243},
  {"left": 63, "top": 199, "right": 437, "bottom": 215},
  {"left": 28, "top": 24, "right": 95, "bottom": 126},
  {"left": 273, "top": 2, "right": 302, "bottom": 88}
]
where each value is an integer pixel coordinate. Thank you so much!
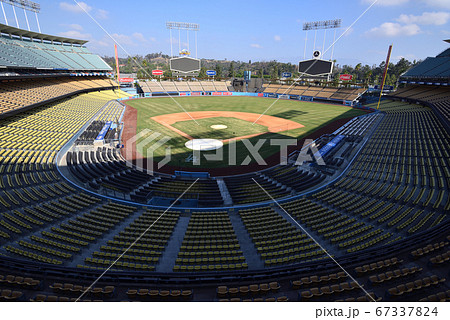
[{"left": 0, "top": 23, "right": 88, "bottom": 45}]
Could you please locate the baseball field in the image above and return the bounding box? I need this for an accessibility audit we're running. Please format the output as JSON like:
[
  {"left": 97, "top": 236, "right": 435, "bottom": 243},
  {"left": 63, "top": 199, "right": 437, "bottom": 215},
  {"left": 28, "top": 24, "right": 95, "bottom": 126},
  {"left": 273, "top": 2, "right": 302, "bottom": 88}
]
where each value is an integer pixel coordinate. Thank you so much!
[{"left": 123, "top": 96, "right": 366, "bottom": 169}]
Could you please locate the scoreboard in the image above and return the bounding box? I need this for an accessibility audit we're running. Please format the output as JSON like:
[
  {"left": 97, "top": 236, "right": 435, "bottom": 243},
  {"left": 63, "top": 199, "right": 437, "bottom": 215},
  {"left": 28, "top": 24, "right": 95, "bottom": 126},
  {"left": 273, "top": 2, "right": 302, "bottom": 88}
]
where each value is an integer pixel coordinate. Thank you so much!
[
  {"left": 170, "top": 57, "right": 201, "bottom": 76},
  {"left": 298, "top": 59, "right": 333, "bottom": 76}
]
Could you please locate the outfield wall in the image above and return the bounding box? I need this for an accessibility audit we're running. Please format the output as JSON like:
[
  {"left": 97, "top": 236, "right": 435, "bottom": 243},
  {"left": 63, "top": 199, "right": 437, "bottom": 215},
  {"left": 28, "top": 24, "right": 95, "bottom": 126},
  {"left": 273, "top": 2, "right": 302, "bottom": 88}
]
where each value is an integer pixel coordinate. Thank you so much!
[{"left": 117, "top": 91, "right": 376, "bottom": 112}]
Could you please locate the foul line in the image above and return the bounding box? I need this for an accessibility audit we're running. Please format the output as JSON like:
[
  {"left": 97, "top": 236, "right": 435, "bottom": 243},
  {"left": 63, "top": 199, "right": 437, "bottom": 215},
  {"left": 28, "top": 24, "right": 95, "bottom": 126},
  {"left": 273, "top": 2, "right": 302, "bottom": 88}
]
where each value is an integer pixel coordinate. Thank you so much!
[
  {"left": 251, "top": 178, "right": 377, "bottom": 302},
  {"left": 252, "top": 0, "right": 379, "bottom": 125},
  {"left": 75, "top": 178, "right": 200, "bottom": 302},
  {"left": 72, "top": 0, "right": 199, "bottom": 125}
]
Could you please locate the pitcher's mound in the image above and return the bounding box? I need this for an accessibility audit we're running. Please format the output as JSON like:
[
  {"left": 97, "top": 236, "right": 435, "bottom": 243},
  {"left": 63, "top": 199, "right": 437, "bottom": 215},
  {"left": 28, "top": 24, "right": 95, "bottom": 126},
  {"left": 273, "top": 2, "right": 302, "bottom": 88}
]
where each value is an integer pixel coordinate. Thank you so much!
[
  {"left": 210, "top": 124, "right": 228, "bottom": 130},
  {"left": 185, "top": 139, "right": 223, "bottom": 151}
]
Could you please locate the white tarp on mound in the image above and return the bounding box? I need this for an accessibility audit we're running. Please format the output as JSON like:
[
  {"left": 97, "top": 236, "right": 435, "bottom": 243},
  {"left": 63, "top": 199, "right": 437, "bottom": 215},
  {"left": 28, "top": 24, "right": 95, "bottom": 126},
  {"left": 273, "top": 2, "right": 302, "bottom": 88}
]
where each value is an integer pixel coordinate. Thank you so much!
[{"left": 185, "top": 139, "right": 223, "bottom": 151}]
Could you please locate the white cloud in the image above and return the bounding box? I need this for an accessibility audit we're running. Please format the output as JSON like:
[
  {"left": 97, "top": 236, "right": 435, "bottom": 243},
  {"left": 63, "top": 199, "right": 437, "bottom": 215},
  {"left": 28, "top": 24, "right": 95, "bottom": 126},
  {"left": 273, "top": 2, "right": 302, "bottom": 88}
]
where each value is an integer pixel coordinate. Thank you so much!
[
  {"left": 60, "top": 2, "right": 109, "bottom": 20},
  {"left": 60, "top": 23, "right": 84, "bottom": 31},
  {"left": 343, "top": 27, "right": 354, "bottom": 36},
  {"left": 132, "top": 33, "right": 148, "bottom": 43},
  {"left": 58, "top": 30, "right": 160, "bottom": 54},
  {"left": 250, "top": 43, "right": 263, "bottom": 48},
  {"left": 133, "top": 33, "right": 146, "bottom": 42},
  {"left": 394, "top": 53, "right": 417, "bottom": 61},
  {"left": 68, "top": 24, "right": 83, "bottom": 31},
  {"left": 89, "top": 39, "right": 109, "bottom": 48},
  {"left": 58, "top": 30, "right": 92, "bottom": 40},
  {"left": 130, "top": 33, "right": 157, "bottom": 44},
  {"left": 362, "top": 0, "right": 410, "bottom": 6},
  {"left": 111, "top": 34, "right": 136, "bottom": 46},
  {"left": 89, "top": 34, "right": 137, "bottom": 50},
  {"left": 85, "top": 33, "right": 138, "bottom": 49},
  {"left": 422, "top": 0, "right": 450, "bottom": 9},
  {"left": 274, "top": 35, "right": 281, "bottom": 41},
  {"left": 96, "top": 9, "right": 109, "bottom": 20},
  {"left": 397, "top": 11, "right": 450, "bottom": 25},
  {"left": 366, "top": 22, "right": 421, "bottom": 37},
  {"left": 59, "top": 2, "right": 92, "bottom": 13},
  {"left": 364, "top": 0, "right": 450, "bottom": 8}
]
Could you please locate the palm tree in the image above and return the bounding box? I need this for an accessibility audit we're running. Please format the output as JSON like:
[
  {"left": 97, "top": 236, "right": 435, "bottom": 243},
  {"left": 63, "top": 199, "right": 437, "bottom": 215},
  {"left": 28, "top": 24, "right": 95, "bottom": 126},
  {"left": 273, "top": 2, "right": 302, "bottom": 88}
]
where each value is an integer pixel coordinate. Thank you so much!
[
  {"left": 258, "top": 68, "right": 264, "bottom": 79},
  {"left": 364, "top": 70, "right": 372, "bottom": 85},
  {"left": 355, "top": 63, "right": 362, "bottom": 81}
]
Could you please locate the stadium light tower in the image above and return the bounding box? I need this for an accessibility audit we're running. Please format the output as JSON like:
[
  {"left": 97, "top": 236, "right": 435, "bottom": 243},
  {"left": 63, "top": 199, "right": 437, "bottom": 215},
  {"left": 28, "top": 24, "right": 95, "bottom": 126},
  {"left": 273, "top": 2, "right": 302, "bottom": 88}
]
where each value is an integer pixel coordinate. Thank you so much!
[
  {"left": 166, "top": 21, "right": 200, "bottom": 58},
  {"left": 302, "top": 19, "right": 341, "bottom": 60},
  {"left": 0, "top": 0, "right": 41, "bottom": 32}
]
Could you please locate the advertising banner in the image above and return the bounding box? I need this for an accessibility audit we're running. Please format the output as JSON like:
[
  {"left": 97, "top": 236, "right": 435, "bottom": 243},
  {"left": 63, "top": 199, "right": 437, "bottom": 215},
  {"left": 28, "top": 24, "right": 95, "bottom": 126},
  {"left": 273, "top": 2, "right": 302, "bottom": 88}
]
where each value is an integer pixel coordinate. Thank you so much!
[
  {"left": 152, "top": 69, "right": 164, "bottom": 76},
  {"left": 339, "top": 74, "right": 353, "bottom": 81}
]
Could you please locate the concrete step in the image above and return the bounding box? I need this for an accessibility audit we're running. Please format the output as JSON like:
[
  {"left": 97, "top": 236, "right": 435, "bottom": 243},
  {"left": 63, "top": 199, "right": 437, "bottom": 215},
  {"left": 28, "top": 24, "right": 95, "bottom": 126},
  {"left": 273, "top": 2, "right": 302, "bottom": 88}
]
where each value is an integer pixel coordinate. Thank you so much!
[
  {"left": 217, "top": 178, "right": 233, "bottom": 206},
  {"left": 228, "top": 212, "right": 265, "bottom": 270},
  {"left": 156, "top": 216, "right": 190, "bottom": 272}
]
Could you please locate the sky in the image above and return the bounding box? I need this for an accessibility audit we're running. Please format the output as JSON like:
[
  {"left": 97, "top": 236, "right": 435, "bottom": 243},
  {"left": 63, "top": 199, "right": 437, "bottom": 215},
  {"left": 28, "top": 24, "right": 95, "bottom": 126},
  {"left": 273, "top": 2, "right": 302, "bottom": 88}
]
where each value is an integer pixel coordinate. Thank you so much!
[{"left": 1, "top": 0, "right": 449, "bottom": 66}]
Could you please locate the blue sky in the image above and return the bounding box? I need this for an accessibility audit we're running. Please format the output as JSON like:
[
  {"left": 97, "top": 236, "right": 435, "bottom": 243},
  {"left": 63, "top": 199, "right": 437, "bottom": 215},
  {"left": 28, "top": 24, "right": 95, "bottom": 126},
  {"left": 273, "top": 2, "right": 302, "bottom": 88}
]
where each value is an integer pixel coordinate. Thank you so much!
[{"left": 1, "top": 0, "right": 449, "bottom": 66}]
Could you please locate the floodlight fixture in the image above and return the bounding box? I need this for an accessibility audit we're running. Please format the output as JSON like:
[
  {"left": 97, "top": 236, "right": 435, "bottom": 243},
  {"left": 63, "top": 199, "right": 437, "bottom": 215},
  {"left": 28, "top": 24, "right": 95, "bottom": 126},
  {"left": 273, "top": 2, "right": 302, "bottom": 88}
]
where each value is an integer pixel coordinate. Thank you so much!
[
  {"left": 303, "top": 19, "right": 341, "bottom": 31},
  {"left": 0, "top": 0, "right": 40, "bottom": 12},
  {"left": 166, "top": 21, "right": 200, "bottom": 58},
  {"left": 0, "top": 0, "right": 41, "bottom": 32},
  {"left": 166, "top": 21, "right": 199, "bottom": 31},
  {"left": 302, "top": 19, "right": 342, "bottom": 60}
]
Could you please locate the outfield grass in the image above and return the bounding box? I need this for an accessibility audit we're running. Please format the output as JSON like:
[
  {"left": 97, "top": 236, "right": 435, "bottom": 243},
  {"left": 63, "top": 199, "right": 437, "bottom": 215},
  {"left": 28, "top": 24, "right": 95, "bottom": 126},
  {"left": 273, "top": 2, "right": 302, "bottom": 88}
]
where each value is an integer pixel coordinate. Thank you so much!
[{"left": 125, "top": 96, "right": 366, "bottom": 168}]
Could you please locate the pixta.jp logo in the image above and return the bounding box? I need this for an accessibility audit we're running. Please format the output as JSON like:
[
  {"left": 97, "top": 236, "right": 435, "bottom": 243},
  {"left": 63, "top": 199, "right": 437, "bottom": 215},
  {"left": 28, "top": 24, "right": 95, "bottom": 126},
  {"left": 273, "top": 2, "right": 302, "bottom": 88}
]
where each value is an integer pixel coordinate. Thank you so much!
[{"left": 124, "top": 129, "right": 172, "bottom": 173}]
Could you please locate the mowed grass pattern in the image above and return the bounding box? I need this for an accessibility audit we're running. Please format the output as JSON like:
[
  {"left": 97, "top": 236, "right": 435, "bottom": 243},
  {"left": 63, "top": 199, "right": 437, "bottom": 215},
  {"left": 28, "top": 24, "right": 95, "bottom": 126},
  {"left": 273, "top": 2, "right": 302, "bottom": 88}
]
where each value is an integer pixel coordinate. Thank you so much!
[
  {"left": 125, "top": 97, "right": 366, "bottom": 168},
  {"left": 172, "top": 117, "right": 268, "bottom": 140}
]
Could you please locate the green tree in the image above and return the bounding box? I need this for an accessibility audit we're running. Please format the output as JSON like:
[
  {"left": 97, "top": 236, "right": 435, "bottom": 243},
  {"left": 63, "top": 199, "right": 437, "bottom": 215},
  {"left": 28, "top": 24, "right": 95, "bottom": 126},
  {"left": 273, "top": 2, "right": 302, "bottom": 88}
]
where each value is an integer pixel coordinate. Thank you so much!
[
  {"left": 199, "top": 67, "right": 207, "bottom": 78},
  {"left": 215, "top": 64, "right": 222, "bottom": 78},
  {"left": 355, "top": 63, "right": 362, "bottom": 80},
  {"left": 258, "top": 68, "right": 264, "bottom": 78},
  {"left": 393, "top": 58, "right": 411, "bottom": 77},
  {"left": 364, "top": 70, "right": 373, "bottom": 85},
  {"left": 270, "top": 65, "right": 278, "bottom": 79},
  {"left": 163, "top": 70, "right": 172, "bottom": 78},
  {"left": 228, "top": 61, "right": 235, "bottom": 78}
]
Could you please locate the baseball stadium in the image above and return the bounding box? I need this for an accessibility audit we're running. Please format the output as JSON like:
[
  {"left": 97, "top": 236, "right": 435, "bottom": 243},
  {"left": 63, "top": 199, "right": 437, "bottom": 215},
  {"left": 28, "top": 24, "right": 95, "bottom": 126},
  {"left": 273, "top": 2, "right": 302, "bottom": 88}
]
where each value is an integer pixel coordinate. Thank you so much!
[{"left": 0, "top": 0, "right": 449, "bottom": 308}]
